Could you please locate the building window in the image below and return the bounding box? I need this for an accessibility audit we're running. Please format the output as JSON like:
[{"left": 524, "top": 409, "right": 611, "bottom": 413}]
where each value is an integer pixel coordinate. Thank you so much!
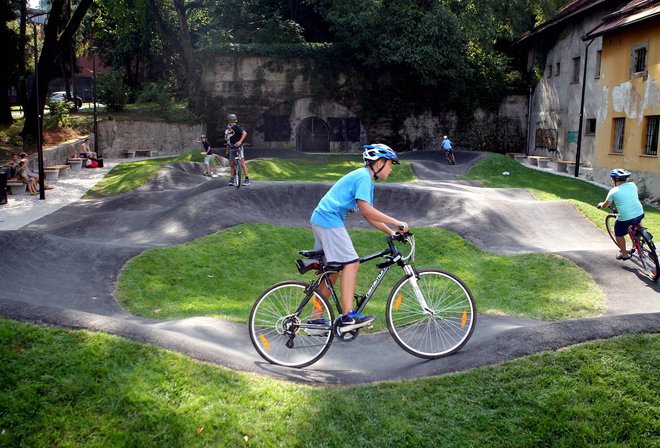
[
  {"left": 572, "top": 57, "right": 580, "bottom": 83},
  {"left": 585, "top": 118, "right": 596, "bottom": 135},
  {"left": 613, "top": 118, "right": 625, "bottom": 153},
  {"left": 645, "top": 116, "right": 659, "bottom": 156},
  {"left": 547, "top": 64, "right": 553, "bottom": 78},
  {"left": 631, "top": 44, "right": 648, "bottom": 77},
  {"left": 555, "top": 62, "right": 560, "bottom": 76},
  {"left": 595, "top": 50, "right": 602, "bottom": 79}
]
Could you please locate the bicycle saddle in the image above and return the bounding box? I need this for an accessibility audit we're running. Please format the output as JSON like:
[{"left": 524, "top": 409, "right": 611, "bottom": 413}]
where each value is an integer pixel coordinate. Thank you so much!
[{"left": 299, "top": 249, "right": 324, "bottom": 258}]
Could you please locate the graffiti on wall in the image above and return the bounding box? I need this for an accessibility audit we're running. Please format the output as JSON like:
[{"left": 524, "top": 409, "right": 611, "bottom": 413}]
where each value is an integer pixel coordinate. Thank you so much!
[{"left": 535, "top": 128, "right": 558, "bottom": 151}]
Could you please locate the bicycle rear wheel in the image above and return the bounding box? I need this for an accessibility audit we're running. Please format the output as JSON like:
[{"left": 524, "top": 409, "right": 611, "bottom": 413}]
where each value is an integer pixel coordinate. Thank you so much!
[
  {"left": 605, "top": 214, "right": 618, "bottom": 246},
  {"left": 234, "top": 159, "right": 242, "bottom": 188},
  {"left": 635, "top": 232, "right": 659, "bottom": 282},
  {"left": 386, "top": 269, "right": 476, "bottom": 359},
  {"left": 249, "top": 281, "right": 335, "bottom": 368}
]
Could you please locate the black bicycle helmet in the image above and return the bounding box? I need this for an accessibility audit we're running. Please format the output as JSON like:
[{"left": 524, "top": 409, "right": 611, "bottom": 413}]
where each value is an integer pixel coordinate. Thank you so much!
[{"left": 609, "top": 168, "right": 631, "bottom": 181}]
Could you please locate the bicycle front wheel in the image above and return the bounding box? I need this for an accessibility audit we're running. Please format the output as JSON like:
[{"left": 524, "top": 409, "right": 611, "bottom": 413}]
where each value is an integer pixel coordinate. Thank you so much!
[
  {"left": 249, "top": 281, "right": 335, "bottom": 368},
  {"left": 234, "top": 160, "right": 242, "bottom": 188},
  {"left": 386, "top": 269, "right": 476, "bottom": 359},
  {"left": 605, "top": 214, "right": 618, "bottom": 246},
  {"left": 636, "top": 232, "right": 659, "bottom": 282}
]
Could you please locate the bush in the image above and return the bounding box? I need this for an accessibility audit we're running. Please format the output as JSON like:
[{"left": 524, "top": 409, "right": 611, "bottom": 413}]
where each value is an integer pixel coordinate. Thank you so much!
[
  {"left": 45, "top": 99, "right": 71, "bottom": 129},
  {"left": 97, "top": 71, "right": 129, "bottom": 112},
  {"left": 137, "top": 82, "right": 173, "bottom": 111}
]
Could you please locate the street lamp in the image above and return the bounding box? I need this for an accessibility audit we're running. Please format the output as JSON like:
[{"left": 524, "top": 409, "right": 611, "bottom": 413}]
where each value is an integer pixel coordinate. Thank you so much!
[
  {"left": 90, "top": 46, "right": 99, "bottom": 160},
  {"left": 27, "top": 11, "right": 48, "bottom": 200}
]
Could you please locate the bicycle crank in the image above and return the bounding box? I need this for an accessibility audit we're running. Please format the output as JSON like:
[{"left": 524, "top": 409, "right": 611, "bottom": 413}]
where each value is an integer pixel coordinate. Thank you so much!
[{"left": 332, "top": 317, "right": 359, "bottom": 342}]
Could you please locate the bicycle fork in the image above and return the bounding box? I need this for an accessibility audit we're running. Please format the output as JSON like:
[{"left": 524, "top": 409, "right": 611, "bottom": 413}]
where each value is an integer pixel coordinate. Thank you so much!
[{"left": 402, "top": 265, "right": 435, "bottom": 315}]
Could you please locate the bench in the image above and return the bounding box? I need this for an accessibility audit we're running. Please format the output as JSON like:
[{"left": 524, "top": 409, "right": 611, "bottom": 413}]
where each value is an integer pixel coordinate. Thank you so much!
[
  {"left": 67, "top": 158, "right": 84, "bottom": 172},
  {"left": 505, "top": 152, "right": 526, "bottom": 159},
  {"left": 6, "top": 179, "right": 27, "bottom": 195},
  {"left": 43, "top": 169, "right": 60, "bottom": 182},
  {"left": 45, "top": 165, "right": 71, "bottom": 178},
  {"left": 124, "top": 149, "right": 159, "bottom": 158},
  {"left": 554, "top": 160, "right": 575, "bottom": 173},
  {"left": 527, "top": 156, "right": 552, "bottom": 167}
]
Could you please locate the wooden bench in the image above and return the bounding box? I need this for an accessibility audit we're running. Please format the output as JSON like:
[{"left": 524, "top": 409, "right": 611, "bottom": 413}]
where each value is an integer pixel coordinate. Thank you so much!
[
  {"left": 67, "top": 158, "right": 84, "bottom": 172},
  {"left": 45, "top": 165, "right": 71, "bottom": 178},
  {"left": 527, "top": 156, "right": 552, "bottom": 167},
  {"left": 505, "top": 152, "right": 526, "bottom": 159},
  {"left": 124, "top": 149, "right": 159, "bottom": 158},
  {"left": 6, "top": 179, "right": 27, "bottom": 195},
  {"left": 554, "top": 160, "right": 575, "bottom": 173}
]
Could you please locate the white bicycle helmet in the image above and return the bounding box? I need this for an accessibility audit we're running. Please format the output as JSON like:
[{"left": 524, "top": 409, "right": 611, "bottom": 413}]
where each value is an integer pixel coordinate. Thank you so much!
[
  {"left": 362, "top": 143, "right": 399, "bottom": 165},
  {"left": 609, "top": 168, "right": 631, "bottom": 181}
]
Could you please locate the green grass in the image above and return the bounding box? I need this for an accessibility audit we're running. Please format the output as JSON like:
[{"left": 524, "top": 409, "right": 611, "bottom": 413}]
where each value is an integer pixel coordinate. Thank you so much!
[
  {"left": 83, "top": 151, "right": 207, "bottom": 198},
  {"left": 463, "top": 153, "right": 660, "bottom": 233},
  {"left": 248, "top": 156, "right": 415, "bottom": 183},
  {"left": 116, "top": 224, "right": 604, "bottom": 324},
  {"left": 1, "top": 319, "right": 657, "bottom": 447}
]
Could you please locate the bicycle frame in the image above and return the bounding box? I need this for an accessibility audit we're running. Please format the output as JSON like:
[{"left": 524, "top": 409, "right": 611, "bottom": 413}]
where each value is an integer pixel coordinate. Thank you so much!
[{"left": 292, "top": 235, "right": 430, "bottom": 329}]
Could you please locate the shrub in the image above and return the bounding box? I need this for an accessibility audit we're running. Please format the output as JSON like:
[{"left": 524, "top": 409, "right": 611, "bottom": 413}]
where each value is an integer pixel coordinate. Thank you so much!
[
  {"left": 97, "top": 71, "right": 129, "bottom": 112},
  {"left": 137, "top": 82, "right": 173, "bottom": 111},
  {"left": 45, "top": 99, "right": 71, "bottom": 129}
]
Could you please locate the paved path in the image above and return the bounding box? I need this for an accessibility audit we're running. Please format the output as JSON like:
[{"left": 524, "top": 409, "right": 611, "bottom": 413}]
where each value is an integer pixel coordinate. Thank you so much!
[{"left": 0, "top": 150, "right": 658, "bottom": 384}]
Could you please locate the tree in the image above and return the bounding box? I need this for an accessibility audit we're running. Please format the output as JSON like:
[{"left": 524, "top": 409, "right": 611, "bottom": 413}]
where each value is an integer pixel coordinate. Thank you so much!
[
  {"left": 22, "top": 0, "right": 93, "bottom": 142},
  {"left": 0, "top": 0, "right": 21, "bottom": 125}
]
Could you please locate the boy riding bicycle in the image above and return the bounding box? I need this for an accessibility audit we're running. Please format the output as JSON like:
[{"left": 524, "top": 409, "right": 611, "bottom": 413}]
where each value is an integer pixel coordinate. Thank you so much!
[
  {"left": 226, "top": 113, "right": 250, "bottom": 186},
  {"left": 598, "top": 168, "right": 645, "bottom": 260},
  {"left": 310, "top": 143, "right": 408, "bottom": 332}
]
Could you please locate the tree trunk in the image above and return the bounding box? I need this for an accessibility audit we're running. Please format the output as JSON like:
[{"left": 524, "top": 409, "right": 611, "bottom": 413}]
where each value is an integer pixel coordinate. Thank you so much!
[{"left": 21, "top": 0, "right": 93, "bottom": 141}]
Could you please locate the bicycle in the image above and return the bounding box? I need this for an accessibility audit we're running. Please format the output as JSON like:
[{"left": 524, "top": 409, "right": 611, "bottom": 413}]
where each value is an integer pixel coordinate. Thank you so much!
[
  {"left": 248, "top": 232, "right": 476, "bottom": 368},
  {"left": 226, "top": 144, "right": 243, "bottom": 188},
  {"left": 602, "top": 205, "right": 659, "bottom": 282}
]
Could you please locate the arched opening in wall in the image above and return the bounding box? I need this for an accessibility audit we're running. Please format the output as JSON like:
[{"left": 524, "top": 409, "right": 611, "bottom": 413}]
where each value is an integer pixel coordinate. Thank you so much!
[{"left": 296, "top": 117, "right": 329, "bottom": 152}]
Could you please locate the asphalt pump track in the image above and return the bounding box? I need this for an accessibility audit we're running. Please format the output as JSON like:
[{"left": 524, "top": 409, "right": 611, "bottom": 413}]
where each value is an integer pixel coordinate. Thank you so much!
[{"left": 1, "top": 150, "right": 658, "bottom": 384}]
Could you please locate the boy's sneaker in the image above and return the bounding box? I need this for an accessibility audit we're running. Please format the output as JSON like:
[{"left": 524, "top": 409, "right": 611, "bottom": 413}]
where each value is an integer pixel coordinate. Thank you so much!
[
  {"left": 228, "top": 178, "right": 235, "bottom": 186},
  {"left": 243, "top": 178, "right": 250, "bottom": 186},
  {"left": 305, "top": 318, "right": 329, "bottom": 336},
  {"left": 339, "top": 309, "right": 375, "bottom": 332}
]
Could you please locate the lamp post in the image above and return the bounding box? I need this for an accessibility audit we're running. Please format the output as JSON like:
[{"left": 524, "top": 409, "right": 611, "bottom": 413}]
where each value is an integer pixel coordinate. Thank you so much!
[
  {"left": 575, "top": 38, "right": 594, "bottom": 178},
  {"left": 91, "top": 46, "right": 99, "bottom": 159},
  {"left": 28, "top": 12, "right": 48, "bottom": 200}
]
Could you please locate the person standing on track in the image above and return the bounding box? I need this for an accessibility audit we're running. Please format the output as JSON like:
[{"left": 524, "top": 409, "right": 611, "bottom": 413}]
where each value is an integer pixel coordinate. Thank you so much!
[
  {"left": 309, "top": 143, "right": 409, "bottom": 331},
  {"left": 598, "top": 169, "right": 645, "bottom": 260},
  {"left": 226, "top": 114, "right": 250, "bottom": 186},
  {"left": 193, "top": 134, "right": 213, "bottom": 177}
]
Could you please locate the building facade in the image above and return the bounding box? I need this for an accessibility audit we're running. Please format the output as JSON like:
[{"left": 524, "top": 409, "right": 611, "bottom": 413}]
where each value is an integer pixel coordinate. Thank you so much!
[{"left": 586, "top": 0, "right": 660, "bottom": 197}]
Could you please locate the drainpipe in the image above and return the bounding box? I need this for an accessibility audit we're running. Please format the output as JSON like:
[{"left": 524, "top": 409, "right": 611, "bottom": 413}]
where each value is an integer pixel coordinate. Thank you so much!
[{"left": 575, "top": 38, "right": 594, "bottom": 177}]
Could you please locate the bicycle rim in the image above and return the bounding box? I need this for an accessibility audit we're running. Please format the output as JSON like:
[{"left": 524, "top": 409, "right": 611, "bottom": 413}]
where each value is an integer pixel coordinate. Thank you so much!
[
  {"left": 386, "top": 269, "right": 476, "bottom": 359},
  {"left": 249, "top": 282, "right": 334, "bottom": 368},
  {"left": 605, "top": 215, "right": 618, "bottom": 246},
  {"left": 636, "top": 234, "right": 659, "bottom": 282},
  {"left": 235, "top": 163, "right": 242, "bottom": 188}
]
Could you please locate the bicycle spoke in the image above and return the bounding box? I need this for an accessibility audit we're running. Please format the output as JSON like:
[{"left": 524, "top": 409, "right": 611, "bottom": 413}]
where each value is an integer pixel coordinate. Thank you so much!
[{"left": 387, "top": 270, "right": 475, "bottom": 359}]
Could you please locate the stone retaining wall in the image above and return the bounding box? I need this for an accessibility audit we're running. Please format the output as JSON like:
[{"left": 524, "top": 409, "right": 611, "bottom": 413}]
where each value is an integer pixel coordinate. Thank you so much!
[
  {"left": 98, "top": 119, "right": 204, "bottom": 158},
  {"left": 24, "top": 137, "right": 88, "bottom": 171}
]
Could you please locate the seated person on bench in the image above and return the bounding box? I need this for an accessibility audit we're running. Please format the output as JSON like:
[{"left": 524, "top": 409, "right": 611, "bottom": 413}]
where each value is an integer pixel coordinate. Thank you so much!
[{"left": 79, "top": 138, "right": 97, "bottom": 160}]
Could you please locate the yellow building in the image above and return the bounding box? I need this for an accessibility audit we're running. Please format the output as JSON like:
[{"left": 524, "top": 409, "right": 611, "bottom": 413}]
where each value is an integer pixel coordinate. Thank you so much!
[{"left": 586, "top": 0, "right": 660, "bottom": 198}]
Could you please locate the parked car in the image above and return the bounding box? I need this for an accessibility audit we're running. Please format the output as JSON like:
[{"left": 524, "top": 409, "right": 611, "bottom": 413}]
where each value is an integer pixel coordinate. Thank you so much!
[{"left": 49, "top": 91, "right": 83, "bottom": 108}]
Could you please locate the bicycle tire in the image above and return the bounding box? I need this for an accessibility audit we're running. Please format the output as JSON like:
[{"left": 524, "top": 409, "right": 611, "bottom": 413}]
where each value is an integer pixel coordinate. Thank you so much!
[
  {"left": 234, "top": 159, "right": 242, "bottom": 189},
  {"left": 635, "top": 232, "right": 659, "bottom": 282},
  {"left": 249, "top": 281, "right": 335, "bottom": 368},
  {"left": 386, "top": 269, "right": 476, "bottom": 359},
  {"left": 605, "top": 214, "right": 618, "bottom": 246}
]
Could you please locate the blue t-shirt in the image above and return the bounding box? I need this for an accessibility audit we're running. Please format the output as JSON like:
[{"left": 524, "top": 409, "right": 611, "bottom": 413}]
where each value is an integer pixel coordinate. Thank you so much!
[
  {"left": 311, "top": 167, "right": 374, "bottom": 228},
  {"left": 442, "top": 138, "right": 452, "bottom": 150},
  {"left": 605, "top": 182, "right": 644, "bottom": 221}
]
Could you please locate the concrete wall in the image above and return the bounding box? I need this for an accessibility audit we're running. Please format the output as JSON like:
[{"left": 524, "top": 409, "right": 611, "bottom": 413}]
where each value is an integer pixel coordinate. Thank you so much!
[
  {"left": 593, "top": 17, "right": 660, "bottom": 198},
  {"left": 200, "top": 54, "right": 527, "bottom": 153},
  {"left": 97, "top": 119, "right": 204, "bottom": 158},
  {"left": 23, "top": 137, "right": 89, "bottom": 171}
]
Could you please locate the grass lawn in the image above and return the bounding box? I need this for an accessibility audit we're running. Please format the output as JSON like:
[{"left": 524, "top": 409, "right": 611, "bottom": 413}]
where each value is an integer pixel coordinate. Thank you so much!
[
  {"left": 116, "top": 224, "right": 604, "bottom": 324},
  {"left": 463, "top": 153, "right": 660, "bottom": 233},
  {"left": 1, "top": 319, "right": 657, "bottom": 447}
]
